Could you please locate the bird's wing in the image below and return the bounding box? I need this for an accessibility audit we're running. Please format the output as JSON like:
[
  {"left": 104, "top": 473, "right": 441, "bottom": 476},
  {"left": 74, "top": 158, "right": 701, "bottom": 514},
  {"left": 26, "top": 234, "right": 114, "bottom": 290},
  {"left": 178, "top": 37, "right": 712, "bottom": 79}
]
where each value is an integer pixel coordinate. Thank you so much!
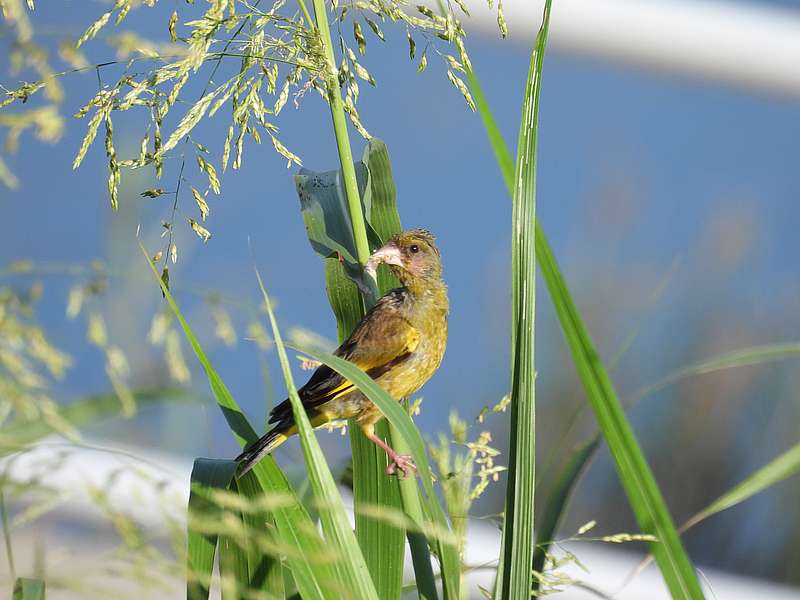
[{"left": 268, "top": 292, "right": 418, "bottom": 424}]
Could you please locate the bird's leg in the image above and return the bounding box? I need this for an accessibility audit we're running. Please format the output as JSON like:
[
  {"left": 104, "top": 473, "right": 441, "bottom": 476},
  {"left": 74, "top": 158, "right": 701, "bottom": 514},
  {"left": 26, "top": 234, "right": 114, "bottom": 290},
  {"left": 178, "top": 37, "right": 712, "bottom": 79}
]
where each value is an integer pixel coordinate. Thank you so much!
[{"left": 362, "top": 425, "right": 416, "bottom": 477}]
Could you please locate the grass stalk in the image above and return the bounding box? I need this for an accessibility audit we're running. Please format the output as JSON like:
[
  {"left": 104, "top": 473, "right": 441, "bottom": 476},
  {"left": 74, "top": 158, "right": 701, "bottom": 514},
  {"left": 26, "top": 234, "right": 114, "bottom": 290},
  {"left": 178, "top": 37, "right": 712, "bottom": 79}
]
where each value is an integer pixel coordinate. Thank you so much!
[
  {"left": 495, "top": 2, "right": 552, "bottom": 597},
  {"left": 304, "top": 0, "right": 375, "bottom": 297},
  {"left": 1, "top": 491, "right": 15, "bottom": 580}
]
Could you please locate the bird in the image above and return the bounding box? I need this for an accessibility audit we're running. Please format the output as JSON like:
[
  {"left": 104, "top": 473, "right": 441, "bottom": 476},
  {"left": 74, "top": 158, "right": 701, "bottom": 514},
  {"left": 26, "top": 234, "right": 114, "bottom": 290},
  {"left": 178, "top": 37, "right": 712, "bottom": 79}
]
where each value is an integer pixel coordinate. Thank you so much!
[{"left": 236, "top": 228, "right": 448, "bottom": 477}]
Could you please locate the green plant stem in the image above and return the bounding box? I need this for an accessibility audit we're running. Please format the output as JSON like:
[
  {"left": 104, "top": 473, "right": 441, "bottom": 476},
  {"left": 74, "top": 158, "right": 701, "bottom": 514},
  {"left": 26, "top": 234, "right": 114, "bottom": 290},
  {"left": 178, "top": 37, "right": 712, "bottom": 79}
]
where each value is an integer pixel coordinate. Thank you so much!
[
  {"left": 295, "top": 0, "right": 314, "bottom": 28},
  {"left": 304, "top": 0, "right": 377, "bottom": 302},
  {"left": 1, "top": 491, "right": 15, "bottom": 580}
]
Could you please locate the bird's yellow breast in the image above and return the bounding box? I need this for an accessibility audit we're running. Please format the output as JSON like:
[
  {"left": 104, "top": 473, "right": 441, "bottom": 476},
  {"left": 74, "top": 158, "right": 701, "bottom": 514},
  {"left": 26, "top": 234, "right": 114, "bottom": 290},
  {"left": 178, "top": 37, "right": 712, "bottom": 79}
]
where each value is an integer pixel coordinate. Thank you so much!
[{"left": 318, "top": 283, "right": 449, "bottom": 427}]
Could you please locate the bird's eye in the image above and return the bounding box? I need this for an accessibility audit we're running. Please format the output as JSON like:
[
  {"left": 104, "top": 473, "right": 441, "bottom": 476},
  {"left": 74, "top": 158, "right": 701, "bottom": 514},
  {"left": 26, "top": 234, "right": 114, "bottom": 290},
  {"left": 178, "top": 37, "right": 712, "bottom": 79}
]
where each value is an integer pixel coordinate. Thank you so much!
[{"left": 409, "top": 244, "right": 419, "bottom": 254}]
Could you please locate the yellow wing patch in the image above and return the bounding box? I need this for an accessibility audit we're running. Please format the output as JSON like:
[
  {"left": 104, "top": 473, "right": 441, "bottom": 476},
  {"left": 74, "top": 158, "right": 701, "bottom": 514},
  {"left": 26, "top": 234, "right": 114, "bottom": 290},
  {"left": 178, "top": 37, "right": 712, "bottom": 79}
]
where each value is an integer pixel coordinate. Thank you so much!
[{"left": 324, "top": 326, "right": 420, "bottom": 402}]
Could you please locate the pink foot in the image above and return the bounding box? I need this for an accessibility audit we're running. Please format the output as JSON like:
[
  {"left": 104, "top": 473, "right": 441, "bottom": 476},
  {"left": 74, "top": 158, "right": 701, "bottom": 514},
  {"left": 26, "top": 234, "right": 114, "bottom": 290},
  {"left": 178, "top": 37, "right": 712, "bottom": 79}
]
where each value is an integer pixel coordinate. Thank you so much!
[{"left": 386, "top": 453, "right": 417, "bottom": 478}]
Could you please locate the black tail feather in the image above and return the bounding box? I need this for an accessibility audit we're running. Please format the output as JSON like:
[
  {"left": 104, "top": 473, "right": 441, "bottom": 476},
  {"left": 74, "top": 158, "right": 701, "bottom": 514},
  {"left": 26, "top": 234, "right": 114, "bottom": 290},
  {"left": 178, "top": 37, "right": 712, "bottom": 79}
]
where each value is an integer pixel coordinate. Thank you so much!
[{"left": 235, "top": 425, "right": 287, "bottom": 477}]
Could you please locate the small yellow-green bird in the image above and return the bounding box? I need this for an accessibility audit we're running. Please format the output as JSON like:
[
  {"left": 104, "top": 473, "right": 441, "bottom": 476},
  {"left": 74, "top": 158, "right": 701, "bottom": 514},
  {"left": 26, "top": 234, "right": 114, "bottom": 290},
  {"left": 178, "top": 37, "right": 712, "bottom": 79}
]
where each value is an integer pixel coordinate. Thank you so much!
[{"left": 236, "top": 229, "right": 448, "bottom": 477}]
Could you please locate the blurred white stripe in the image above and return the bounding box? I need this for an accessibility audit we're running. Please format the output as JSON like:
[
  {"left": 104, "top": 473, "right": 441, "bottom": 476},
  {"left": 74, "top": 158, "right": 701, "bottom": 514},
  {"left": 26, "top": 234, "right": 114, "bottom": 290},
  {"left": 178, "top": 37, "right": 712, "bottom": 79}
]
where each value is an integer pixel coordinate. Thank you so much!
[
  {"left": 462, "top": 0, "right": 800, "bottom": 97},
  {"left": 4, "top": 440, "right": 800, "bottom": 598}
]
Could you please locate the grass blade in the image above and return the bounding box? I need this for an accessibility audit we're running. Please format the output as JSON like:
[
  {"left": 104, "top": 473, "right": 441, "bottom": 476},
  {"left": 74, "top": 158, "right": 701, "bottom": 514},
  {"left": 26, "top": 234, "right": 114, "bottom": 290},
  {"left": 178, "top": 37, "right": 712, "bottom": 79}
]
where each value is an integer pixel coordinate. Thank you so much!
[
  {"left": 187, "top": 458, "right": 239, "bottom": 600},
  {"left": 534, "top": 175, "right": 706, "bottom": 600},
  {"left": 13, "top": 578, "right": 45, "bottom": 600},
  {"left": 255, "top": 271, "right": 379, "bottom": 599},
  {"left": 543, "top": 341, "right": 800, "bottom": 572},
  {"left": 532, "top": 439, "right": 599, "bottom": 585},
  {"left": 630, "top": 440, "right": 800, "bottom": 583},
  {"left": 497, "top": 1, "right": 551, "bottom": 597},
  {"left": 627, "top": 342, "right": 800, "bottom": 407},
  {"left": 467, "top": 26, "right": 706, "bottom": 600},
  {"left": 292, "top": 344, "right": 461, "bottom": 600},
  {"left": 142, "top": 245, "right": 342, "bottom": 599},
  {"left": 685, "top": 440, "right": 800, "bottom": 529}
]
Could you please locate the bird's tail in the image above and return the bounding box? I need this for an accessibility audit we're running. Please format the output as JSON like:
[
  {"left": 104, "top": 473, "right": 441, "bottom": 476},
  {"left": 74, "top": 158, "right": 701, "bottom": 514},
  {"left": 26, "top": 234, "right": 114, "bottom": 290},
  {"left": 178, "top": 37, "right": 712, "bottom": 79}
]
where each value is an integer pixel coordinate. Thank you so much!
[{"left": 235, "top": 423, "right": 295, "bottom": 477}]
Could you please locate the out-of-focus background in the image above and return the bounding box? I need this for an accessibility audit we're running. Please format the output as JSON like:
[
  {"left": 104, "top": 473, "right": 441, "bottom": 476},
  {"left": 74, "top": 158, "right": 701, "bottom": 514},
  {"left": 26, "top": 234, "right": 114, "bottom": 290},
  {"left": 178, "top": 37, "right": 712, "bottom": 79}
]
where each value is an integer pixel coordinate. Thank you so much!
[{"left": 1, "top": 0, "right": 799, "bottom": 597}]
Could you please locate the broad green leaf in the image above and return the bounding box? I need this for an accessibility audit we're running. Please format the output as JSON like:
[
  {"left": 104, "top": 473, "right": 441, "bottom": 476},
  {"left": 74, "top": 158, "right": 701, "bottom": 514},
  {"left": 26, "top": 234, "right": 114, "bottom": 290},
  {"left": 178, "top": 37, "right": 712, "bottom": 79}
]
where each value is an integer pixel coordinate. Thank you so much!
[
  {"left": 496, "top": 1, "right": 550, "bottom": 598},
  {"left": 13, "top": 578, "right": 45, "bottom": 600},
  {"left": 291, "top": 345, "right": 461, "bottom": 600},
  {"left": 255, "top": 271, "right": 379, "bottom": 599},
  {"left": 217, "top": 477, "right": 256, "bottom": 600},
  {"left": 187, "top": 458, "right": 238, "bottom": 600},
  {"left": 0, "top": 388, "right": 186, "bottom": 454},
  {"left": 142, "top": 246, "right": 342, "bottom": 599},
  {"left": 295, "top": 160, "right": 380, "bottom": 287},
  {"left": 532, "top": 438, "right": 599, "bottom": 585},
  {"left": 466, "top": 32, "right": 706, "bottom": 600}
]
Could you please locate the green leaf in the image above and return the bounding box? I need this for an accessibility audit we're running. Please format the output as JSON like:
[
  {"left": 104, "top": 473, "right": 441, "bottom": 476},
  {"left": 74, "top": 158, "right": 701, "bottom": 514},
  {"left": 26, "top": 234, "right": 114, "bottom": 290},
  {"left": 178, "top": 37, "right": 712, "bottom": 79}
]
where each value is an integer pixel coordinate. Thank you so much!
[
  {"left": 187, "top": 458, "right": 239, "bottom": 600},
  {"left": 532, "top": 439, "right": 599, "bottom": 584},
  {"left": 217, "top": 479, "right": 253, "bottom": 600},
  {"left": 631, "top": 440, "right": 800, "bottom": 583},
  {"left": 294, "top": 160, "right": 380, "bottom": 288},
  {"left": 496, "top": 0, "right": 550, "bottom": 597},
  {"left": 255, "top": 271, "right": 379, "bottom": 598},
  {"left": 467, "top": 20, "right": 706, "bottom": 600},
  {"left": 13, "top": 578, "right": 45, "bottom": 600},
  {"left": 142, "top": 245, "right": 342, "bottom": 599},
  {"left": 291, "top": 344, "right": 461, "bottom": 600},
  {"left": 539, "top": 339, "right": 800, "bottom": 582},
  {"left": 0, "top": 388, "right": 186, "bottom": 455}
]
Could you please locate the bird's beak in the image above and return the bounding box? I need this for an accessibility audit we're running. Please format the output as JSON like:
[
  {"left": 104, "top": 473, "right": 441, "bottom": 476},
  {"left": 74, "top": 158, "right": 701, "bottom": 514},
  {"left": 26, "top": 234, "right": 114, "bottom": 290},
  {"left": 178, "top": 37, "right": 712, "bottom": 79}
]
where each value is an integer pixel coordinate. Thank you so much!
[{"left": 366, "top": 242, "right": 403, "bottom": 277}]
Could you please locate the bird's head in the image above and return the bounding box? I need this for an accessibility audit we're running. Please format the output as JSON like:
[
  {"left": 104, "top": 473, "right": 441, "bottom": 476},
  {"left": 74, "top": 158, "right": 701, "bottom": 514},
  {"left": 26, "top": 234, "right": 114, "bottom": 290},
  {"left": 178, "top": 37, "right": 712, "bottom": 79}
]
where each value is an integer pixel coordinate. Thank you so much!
[{"left": 367, "top": 229, "right": 442, "bottom": 289}]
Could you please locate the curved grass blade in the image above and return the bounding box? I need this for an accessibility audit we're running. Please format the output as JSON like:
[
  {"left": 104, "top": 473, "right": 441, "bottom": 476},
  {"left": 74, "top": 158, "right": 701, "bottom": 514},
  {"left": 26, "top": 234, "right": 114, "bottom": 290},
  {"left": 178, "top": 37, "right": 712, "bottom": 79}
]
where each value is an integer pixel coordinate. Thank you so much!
[
  {"left": 291, "top": 344, "right": 460, "bottom": 600},
  {"left": 141, "top": 245, "right": 341, "bottom": 600},
  {"left": 533, "top": 340, "right": 800, "bottom": 587},
  {"left": 685, "top": 441, "right": 800, "bottom": 529},
  {"left": 539, "top": 341, "right": 800, "bottom": 564},
  {"left": 628, "top": 440, "right": 800, "bottom": 583},
  {"left": 255, "top": 271, "right": 379, "bottom": 599},
  {"left": 626, "top": 343, "right": 800, "bottom": 407},
  {"left": 497, "top": 1, "right": 551, "bottom": 597},
  {"left": 466, "top": 38, "right": 706, "bottom": 600},
  {"left": 533, "top": 186, "right": 706, "bottom": 600},
  {"left": 187, "top": 458, "right": 239, "bottom": 600},
  {"left": 13, "top": 578, "right": 44, "bottom": 600}
]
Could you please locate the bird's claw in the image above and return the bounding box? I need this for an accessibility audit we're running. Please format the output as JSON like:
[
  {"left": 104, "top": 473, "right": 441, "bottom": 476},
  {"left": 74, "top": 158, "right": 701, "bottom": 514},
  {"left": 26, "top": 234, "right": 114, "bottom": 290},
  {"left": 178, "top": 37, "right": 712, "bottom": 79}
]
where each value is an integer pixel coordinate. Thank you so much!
[{"left": 386, "top": 454, "right": 416, "bottom": 478}]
